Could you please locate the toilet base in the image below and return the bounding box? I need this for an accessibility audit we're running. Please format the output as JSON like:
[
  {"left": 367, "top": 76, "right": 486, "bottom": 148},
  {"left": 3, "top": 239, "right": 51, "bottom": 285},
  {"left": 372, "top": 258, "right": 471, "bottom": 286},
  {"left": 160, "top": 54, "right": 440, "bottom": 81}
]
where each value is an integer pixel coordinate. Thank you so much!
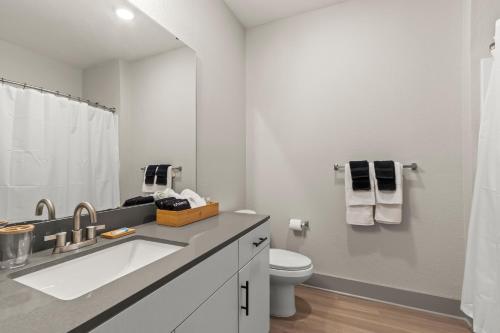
[
  {"left": 270, "top": 283, "right": 296, "bottom": 317},
  {"left": 269, "top": 263, "right": 313, "bottom": 318}
]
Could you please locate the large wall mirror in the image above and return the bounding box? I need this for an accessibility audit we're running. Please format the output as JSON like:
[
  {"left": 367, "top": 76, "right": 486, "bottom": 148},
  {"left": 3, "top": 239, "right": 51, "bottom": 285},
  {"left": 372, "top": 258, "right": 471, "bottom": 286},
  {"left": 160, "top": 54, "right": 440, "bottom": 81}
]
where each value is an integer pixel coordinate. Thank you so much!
[{"left": 0, "top": 0, "right": 197, "bottom": 223}]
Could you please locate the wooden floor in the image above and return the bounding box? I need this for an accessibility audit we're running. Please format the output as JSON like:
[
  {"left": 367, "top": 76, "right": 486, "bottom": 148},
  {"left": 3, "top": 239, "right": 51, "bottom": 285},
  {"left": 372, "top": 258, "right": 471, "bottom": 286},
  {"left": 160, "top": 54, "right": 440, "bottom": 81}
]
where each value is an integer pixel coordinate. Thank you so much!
[{"left": 270, "top": 286, "right": 471, "bottom": 333}]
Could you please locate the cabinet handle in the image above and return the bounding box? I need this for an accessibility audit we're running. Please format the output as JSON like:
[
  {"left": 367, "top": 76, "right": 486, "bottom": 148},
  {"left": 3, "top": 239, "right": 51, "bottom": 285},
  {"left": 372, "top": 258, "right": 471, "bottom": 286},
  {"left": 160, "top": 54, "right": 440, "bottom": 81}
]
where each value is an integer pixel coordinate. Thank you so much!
[
  {"left": 252, "top": 237, "right": 268, "bottom": 247},
  {"left": 241, "top": 281, "right": 249, "bottom": 316}
]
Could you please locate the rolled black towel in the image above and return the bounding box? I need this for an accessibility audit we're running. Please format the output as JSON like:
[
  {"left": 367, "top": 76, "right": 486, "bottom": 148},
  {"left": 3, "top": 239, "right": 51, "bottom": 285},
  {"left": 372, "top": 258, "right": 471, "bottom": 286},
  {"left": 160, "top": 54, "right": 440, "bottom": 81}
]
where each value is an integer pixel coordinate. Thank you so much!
[
  {"left": 145, "top": 165, "right": 158, "bottom": 185},
  {"left": 123, "top": 196, "right": 154, "bottom": 207},
  {"left": 349, "top": 160, "right": 371, "bottom": 191},
  {"left": 156, "top": 164, "right": 171, "bottom": 185},
  {"left": 156, "top": 198, "right": 191, "bottom": 211},
  {"left": 374, "top": 161, "right": 396, "bottom": 191}
]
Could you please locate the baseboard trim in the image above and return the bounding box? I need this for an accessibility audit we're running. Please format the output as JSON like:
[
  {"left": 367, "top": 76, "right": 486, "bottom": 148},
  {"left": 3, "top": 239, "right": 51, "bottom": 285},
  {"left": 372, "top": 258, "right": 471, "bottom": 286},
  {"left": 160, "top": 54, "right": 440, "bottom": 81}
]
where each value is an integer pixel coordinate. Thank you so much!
[{"left": 303, "top": 273, "right": 467, "bottom": 319}]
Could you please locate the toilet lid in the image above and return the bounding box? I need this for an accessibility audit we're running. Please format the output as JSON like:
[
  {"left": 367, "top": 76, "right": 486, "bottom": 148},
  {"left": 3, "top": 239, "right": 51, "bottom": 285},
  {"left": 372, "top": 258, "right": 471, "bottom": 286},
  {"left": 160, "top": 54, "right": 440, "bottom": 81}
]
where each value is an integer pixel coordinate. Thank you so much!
[{"left": 270, "top": 249, "right": 312, "bottom": 271}]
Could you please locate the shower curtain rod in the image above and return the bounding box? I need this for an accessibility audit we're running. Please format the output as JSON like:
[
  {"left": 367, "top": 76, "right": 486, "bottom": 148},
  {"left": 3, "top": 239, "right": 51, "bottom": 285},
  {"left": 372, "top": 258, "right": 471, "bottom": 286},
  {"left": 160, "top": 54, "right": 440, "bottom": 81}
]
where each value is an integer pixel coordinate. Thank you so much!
[{"left": 0, "top": 77, "right": 116, "bottom": 113}]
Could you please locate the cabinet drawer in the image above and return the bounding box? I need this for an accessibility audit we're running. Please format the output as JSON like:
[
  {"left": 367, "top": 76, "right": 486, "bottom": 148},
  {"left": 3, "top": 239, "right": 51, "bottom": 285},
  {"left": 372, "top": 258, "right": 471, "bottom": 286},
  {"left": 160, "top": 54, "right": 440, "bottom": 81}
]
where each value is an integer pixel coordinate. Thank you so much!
[{"left": 238, "top": 221, "right": 270, "bottom": 268}]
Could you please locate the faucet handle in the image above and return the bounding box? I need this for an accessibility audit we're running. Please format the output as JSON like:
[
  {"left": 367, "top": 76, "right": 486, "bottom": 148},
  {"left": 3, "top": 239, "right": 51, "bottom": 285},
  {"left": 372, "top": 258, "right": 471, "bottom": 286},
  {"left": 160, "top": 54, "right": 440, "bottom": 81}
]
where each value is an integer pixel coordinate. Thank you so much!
[
  {"left": 86, "top": 225, "right": 106, "bottom": 240},
  {"left": 44, "top": 232, "right": 67, "bottom": 248}
]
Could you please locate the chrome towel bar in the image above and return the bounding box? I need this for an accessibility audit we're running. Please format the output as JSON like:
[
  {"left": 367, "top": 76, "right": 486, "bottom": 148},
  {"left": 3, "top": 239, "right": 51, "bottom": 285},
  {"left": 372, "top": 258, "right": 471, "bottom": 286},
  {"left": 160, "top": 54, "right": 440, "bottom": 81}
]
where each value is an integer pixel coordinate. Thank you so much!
[{"left": 334, "top": 162, "right": 418, "bottom": 171}]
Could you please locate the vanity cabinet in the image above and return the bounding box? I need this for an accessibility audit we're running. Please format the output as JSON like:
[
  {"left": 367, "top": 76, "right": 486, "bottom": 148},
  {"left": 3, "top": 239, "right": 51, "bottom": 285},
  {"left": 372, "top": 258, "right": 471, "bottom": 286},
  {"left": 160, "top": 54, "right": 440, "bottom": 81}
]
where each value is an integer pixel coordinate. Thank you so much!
[
  {"left": 176, "top": 245, "right": 270, "bottom": 333},
  {"left": 93, "top": 221, "right": 270, "bottom": 333}
]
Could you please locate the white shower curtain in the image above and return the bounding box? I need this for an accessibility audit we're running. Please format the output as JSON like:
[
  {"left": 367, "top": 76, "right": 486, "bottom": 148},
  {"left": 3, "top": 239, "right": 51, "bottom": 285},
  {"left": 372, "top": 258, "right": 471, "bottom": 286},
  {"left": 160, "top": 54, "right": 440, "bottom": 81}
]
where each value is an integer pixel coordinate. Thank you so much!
[
  {"left": 0, "top": 84, "right": 120, "bottom": 223},
  {"left": 461, "top": 20, "right": 500, "bottom": 333}
]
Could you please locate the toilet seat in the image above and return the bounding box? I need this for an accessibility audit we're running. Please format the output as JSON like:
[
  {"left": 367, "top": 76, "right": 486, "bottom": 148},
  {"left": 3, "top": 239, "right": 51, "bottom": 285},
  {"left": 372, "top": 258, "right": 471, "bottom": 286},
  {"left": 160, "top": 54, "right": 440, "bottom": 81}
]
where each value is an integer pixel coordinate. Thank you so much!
[
  {"left": 270, "top": 265, "right": 314, "bottom": 279},
  {"left": 270, "top": 249, "right": 312, "bottom": 271}
]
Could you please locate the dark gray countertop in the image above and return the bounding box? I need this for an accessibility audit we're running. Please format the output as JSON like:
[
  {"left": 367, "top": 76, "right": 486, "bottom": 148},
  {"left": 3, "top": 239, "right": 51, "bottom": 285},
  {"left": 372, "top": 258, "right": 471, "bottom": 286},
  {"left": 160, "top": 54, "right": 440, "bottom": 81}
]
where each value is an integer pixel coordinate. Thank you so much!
[{"left": 0, "top": 212, "right": 269, "bottom": 333}]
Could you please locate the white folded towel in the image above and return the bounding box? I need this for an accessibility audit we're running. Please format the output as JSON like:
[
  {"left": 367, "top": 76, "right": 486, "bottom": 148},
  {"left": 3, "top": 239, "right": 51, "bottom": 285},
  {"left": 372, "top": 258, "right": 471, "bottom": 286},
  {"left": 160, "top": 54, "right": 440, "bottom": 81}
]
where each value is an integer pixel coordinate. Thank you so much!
[
  {"left": 153, "top": 188, "right": 182, "bottom": 200},
  {"left": 153, "top": 188, "right": 207, "bottom": 208},
  {"left": 373, "top": 162, "right": 403, "bottom": 224},
  {"left": 345, "top": 163, "right": 375, "bottom": 226},
  {"left": 180, "top": 189, "right": 207, "bottom": 208},
  {"left": 142, "top": 165, "right": 173, "bottom": 193}
]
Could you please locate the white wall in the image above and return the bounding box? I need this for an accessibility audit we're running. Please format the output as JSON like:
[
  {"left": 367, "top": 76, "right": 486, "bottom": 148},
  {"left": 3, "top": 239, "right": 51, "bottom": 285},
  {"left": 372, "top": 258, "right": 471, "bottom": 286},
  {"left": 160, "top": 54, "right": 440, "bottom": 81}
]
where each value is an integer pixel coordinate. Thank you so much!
[
  {"left": 82, "top": 59, "right": 121, "bottom": 110},
  {"left": 130, "top": 0, "right": 247, "bottom": 210},
  {"left": 0, "top": 39, "right": 82, "bottom": 96},
  {"left": 120, "top": 47, "right": 197, "bottom": 200},
  {"left": 246, "top": 0, "right": 465, "bottom": 299}
]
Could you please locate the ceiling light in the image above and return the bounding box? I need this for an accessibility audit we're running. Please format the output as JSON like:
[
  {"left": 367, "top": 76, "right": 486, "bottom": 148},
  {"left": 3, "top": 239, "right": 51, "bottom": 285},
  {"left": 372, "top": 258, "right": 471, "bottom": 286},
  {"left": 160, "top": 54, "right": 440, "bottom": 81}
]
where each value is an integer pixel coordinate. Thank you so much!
[{"left": 115, "top": 8, "right": 135, "bottom": 21}]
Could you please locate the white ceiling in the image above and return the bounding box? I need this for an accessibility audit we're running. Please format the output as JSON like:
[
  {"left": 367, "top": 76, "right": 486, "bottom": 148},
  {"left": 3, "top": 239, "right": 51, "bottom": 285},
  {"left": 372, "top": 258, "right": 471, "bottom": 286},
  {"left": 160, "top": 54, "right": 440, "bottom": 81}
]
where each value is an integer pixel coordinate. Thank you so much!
[
  {"left": 224, "top": 0, "right": 345, "bottom": 28},
  {"left": 0, "top": 0, "right": 184, "bottom": 69}
]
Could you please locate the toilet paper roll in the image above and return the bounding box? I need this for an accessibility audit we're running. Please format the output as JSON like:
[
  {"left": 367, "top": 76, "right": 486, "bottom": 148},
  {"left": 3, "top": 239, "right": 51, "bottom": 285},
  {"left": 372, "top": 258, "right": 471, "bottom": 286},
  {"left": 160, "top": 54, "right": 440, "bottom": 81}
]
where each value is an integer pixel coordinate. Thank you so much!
[{"left": 289, "top": 218, "right": 304, "bottom": 231}]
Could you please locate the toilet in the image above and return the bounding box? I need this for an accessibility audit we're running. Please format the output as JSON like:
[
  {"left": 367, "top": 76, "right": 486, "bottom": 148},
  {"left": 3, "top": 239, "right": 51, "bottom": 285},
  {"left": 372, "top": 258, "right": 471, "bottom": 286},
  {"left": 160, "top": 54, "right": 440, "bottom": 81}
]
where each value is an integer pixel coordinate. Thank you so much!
[
  {"left": 269, "top": 248, "right": 313, "bottom": 317},
  {"left": 235, "top": 209, "right": 314, "bottom": 317}
]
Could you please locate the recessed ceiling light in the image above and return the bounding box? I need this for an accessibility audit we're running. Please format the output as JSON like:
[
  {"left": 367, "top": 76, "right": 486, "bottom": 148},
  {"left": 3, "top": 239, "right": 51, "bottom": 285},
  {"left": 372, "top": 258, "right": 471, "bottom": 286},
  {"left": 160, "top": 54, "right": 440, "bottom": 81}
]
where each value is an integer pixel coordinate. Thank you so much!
[{"left": 115, "top": 8, "right": 135, "bottom": 21}]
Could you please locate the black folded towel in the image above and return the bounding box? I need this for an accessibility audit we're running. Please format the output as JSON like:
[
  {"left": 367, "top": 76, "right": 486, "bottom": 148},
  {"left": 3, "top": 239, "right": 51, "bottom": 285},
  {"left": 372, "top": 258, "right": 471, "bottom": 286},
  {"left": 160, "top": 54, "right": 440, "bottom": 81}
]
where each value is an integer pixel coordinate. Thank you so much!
[
  {"left": 145, "top": 165, "right": 158, "bottom": 185},
  {"left": 156, "top": 164, "right": 171, "bottom": 185},
  {"left": 349, "top": 160, "right": 371, "bottom": 191},
  {"left": 374, "top": 160, "right": 396, "bottom": 191},
  {"left": 156, "top": 198, "right": 191, "bottom": 211},
  {"left": 123, "top": 196, "right": 154, "bottom": 207}
]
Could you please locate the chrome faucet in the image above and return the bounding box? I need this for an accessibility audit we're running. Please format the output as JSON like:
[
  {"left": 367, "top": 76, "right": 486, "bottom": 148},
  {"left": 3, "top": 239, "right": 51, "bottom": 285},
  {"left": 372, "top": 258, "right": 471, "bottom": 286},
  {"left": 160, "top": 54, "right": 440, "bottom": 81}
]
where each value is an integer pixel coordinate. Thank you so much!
[
  {"left": 35, "top": 199, "right": 56, "bottom": 220},
  {"left": 44, "top": 202, "right": 105, "bottom": 254},
  {"left": 72, "top": 202, "right": 97, "bottom": 243}
]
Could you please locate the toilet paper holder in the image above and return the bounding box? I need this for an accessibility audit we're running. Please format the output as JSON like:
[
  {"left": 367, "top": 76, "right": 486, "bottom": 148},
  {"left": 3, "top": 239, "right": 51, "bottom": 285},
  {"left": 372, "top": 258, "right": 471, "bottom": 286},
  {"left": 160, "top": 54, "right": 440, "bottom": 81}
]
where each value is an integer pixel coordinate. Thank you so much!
[{"left": 289, "top": 218, "right": 310, "bottom": 231}]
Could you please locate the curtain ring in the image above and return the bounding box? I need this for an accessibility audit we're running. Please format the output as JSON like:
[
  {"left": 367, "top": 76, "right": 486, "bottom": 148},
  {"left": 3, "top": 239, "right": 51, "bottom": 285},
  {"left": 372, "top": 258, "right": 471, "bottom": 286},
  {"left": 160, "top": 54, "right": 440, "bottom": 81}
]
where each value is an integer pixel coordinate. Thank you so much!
[{"left": 23, "top": 83, "right": 27, "bottom": 89}]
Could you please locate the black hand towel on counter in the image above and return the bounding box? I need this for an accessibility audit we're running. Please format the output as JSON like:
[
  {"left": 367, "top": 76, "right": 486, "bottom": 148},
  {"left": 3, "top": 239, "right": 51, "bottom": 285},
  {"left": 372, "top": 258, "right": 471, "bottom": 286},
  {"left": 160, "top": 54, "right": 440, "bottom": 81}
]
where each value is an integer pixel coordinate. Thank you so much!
[
  {"left": 123, "top": 196, "right": 155, "bottom": 207},
  {"left": 145, "top": 165, "right": 158, "bottom": 185},
  {"left": 374, "top": 160, "right": 396, "bottom": 191},
  {"left": 155, "top": 164, "right": 171, "bottom": 185},
  {"left": 156, "top": 197, "right": 191, "bottom": 211},
  {"left": 349, "top": 160, "right": 371, "bottom": 191}
]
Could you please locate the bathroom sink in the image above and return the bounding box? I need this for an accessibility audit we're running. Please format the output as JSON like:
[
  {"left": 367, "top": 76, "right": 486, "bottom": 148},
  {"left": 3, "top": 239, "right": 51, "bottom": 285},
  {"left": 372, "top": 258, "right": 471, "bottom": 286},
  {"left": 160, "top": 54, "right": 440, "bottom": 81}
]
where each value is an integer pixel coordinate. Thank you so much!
[{"left": 13, "top": 239, "right": 184, "bottom": 300}]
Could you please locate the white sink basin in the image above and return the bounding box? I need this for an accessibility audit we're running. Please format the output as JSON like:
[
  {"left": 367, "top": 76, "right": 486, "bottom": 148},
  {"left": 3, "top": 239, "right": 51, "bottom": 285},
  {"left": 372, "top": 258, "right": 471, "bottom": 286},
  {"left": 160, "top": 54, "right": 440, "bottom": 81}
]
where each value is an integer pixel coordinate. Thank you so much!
[{"left": 14, "top": 239, "right": 183, "bottom": 300}]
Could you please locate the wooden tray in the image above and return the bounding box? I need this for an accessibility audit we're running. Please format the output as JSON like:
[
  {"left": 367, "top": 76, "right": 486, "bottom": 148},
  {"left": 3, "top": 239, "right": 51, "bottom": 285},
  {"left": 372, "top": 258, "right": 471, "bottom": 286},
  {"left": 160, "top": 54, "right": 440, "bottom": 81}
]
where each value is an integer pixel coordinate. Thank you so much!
[{"left": 156, "top": 202, "right": 219, "bottom": 227}]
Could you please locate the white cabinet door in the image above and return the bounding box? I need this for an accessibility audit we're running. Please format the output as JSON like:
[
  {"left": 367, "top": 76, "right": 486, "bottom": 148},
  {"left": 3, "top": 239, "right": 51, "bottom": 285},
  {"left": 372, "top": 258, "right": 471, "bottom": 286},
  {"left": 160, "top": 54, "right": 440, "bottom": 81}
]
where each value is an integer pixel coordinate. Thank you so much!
[
  {"left": 176, "top": 274, "right": 238, "bottom": 333},
  {"left": 239, "top": 245, "right": 270, "bottom": 333}
]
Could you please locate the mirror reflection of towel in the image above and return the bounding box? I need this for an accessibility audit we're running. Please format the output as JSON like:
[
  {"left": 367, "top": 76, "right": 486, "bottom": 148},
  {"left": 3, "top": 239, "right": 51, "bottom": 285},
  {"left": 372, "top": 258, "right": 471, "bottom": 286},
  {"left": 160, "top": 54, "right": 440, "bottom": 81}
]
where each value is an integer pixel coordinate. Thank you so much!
[
  {"left": 156, "top": 164, "right": 171, "bottom": 185},
  {"left": 144, "top": 165, "right": 158, "bottom": 185},
  {"left": 142, "top": 164, "right": 172, "bottom": 193},
  {"left": 123, "top": 196, "right": 154, "bottom": 207}
]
